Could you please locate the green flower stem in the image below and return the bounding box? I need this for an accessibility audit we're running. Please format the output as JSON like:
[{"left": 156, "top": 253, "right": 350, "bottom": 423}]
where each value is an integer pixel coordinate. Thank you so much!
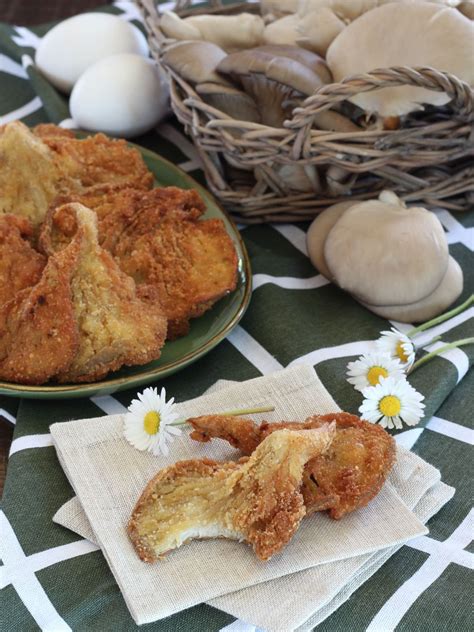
[
  {"left": 415, "top": 335, "right": 441, "bottom": 349},
  {"left": 410, "top": 337, "right": 474, "bottom": 373},
  {"left": 170, "top": 405, "right": 275, "bottom": 426},
  {"left": 406, "top": 295, "right": 474, "bottom": 338}
]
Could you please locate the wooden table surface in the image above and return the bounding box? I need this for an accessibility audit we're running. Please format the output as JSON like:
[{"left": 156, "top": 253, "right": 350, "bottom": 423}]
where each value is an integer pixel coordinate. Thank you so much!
[{"left": 0, "top": 0, "right": 105, "bottom": 497}]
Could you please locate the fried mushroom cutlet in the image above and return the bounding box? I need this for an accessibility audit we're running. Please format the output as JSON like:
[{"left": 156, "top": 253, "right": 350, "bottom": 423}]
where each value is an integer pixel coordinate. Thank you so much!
[
  {"left": 0, "top": 215, "right": 46, "bottom": 306},
  {"left": 0, "top": 231, "right": 80, "bottom": 384},
  {"left": 189, "top": 412, "right": 396, "bottom": 519},
  {"left": 0, "top": 122, "right": 77, "bottom": 226},
  {"left": 0, "top": 203, "right": 167, "bottom": 385},
  {"left": 41, "top": 187, "right": 239, "bottom": 339},
  {"left": 128, "top": 426, "right": 335, "bottom": 562},
  {"left": 0, "top": 123, "right": 153, "bottom": 228},
  {"left": 50, "top": 203, "right": 167, "bottom": 383},
  {"left": 35, "top": 126, "right": 154, "bottom": 191}
]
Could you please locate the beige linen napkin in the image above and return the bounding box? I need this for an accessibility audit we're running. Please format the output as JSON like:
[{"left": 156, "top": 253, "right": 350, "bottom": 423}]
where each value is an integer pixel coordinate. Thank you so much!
[{"left": 50, "top": 366, "right": 428, "bottom": 625}]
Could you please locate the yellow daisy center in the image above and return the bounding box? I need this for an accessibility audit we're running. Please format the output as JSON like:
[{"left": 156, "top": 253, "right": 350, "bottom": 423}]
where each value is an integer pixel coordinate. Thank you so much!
[
  {"left": 367, "top": 366, "right": 389, "bottom": 386},
  {"left": 144, "top": 411, "right": 161, "bottom": 435},
  {"left": 396, "top": 340, "right": 409, "bottom": 363},
  {"left": 379, "top": 395, "right": 401, "bottom": 417}
]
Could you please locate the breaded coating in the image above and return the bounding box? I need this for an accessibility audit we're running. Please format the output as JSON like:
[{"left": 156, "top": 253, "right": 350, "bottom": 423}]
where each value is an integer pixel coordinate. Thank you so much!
[
  {"left": 37, "top": 128, "right": 154, "bottom": 191},
  {"left": 189, "top": 412, "right": 396, "bottom": 519},
  {"left": 52, "top": 203, "right": 167, "bottom": 383},
  {"left": 0, "top": 215, "right": 46, "bottom": 306},
  {"left": 0, "top": 203, "right": 167, "bottom": 385},
  {"left": 128, "top": 426, "right": 335, "bottom": 562},
  {"left": 0, "top": 234, "right": 80, "bottom": 384},
  {"left": 0, "top": 123, "right": 153, "bottom": 228},
  {"left": 0, "top": 122, "right": 76, "bottom": 226},
  {"left": 41, "top": 187, "right": 239, "bottom": 339}
]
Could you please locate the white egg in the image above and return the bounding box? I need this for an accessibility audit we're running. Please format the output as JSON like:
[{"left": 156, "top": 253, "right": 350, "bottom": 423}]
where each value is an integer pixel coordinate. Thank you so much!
[
  {"left": 70, "top": 53, "right": 170, "bottom": 138},
  {"left": 36, "top": 13, "right": 149, "bottom": 93}
]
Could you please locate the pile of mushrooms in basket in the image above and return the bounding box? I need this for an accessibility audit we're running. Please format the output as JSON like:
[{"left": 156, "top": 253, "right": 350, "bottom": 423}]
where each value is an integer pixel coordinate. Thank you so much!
[
  {"left": 160, "top": 1, "right": 473, "bottom": 194},
  {"left": 159, "top": 0, "right": 472, "bottom": 322}
]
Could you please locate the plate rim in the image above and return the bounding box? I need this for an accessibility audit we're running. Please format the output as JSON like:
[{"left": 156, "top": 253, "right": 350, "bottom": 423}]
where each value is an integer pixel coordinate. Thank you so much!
[{"left": 0, "top": 141, "right": 252, "bottom": 398}]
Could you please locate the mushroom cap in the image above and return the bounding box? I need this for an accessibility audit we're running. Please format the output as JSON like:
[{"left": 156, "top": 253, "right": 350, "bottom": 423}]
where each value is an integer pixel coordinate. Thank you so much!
[
  {"left": 306, "top": 200, "right": 357, "bottom": 278},
  {"left": 196, "top": 82, "right": 261, "bottom": 122},
  {"left": 298, "top": 0, "right": 383, "bottom": 20},
  {"left": 361, "top": 256, "right": 463, "bottom": 322},
  {"left": 255, "top": 44, "right": 332, "bottom": 83},
  {"left": 162, "top": 41, "right": 229, "bottom": 85},
  {"left": 326, "top": 2, "right": 474, "bottom": 116},
  {"left": 297, "top": 7, "right": 346, "bottom": 57},
  {"left": 217, "top": 49, "right": 324, "bottom": 95},
  {"left": 263, "top": 14, "right": 300, "bottom": 45},
  {"left": 323, "top": 191, "right": 449, "bottom": 306},
  {"left": 160, "top": 11, "right": 201, "bottom": 40},
  {"left": 185, "top": 13, "right": 265, "bottom": 52}
]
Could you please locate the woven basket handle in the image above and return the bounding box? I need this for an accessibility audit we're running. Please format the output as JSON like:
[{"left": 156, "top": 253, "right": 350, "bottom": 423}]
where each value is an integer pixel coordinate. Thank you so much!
[{"left": 288, "top": 66, "right": 473, "bottom": 160}]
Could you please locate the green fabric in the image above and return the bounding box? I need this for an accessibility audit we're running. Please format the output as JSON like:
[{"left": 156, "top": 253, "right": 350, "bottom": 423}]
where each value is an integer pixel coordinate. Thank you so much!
[{"left": 0, "top": 4, "right": 473, "bottom": 631}]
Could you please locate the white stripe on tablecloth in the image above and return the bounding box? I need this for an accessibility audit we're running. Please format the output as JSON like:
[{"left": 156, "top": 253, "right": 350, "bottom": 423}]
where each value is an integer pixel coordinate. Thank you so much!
[
  {"left": 288, "top": 340, "right": 376, "bottom": 368},
  {"left": 11, "top": 26, "right": 42, "bottom": 49},
  {"left": 0, "top": 54, "right": 27, "bottom": 78},
  {"left": 434, "top": 209, "right": 474, "bottom": 251},
  {"left": 0, "top": 408, "right": 16, "bottom": 424},
  {"left": 112, "top": 0, "right": 144, "bottom": 21},
  {"left": 422, "top": 340, "right": 469, "bottom": 383},
  {"left": 90, "top": 395, "right": 127, "bottom": 415},
  {"left": 219, "top": 620, "right": 264, "bottom": 632},
  {"left": 179, "top": 158, "right": 202, "bottom": 172},
  {"left": 407, "top": 534, "right": 474, "bottom": 569},
  {"left": 0, "top": 96, "right": 42, "bottom": 124},
  {"left": 413, "top": 308, "right": 474, "bottom": 348},
  {"left": 22, "top": 541, "right": 99, "bottom": 578},
  {"left": 366, "top": 510, "right": 474, "bottom": 632},
  {"left": 227, "top": 326, "right": 284, "bottom": 375},
  {"left": 252, "top": 273, "right": 329, "bottom": 291},
  {"left": 395, "top": 429, "right": 424, "bottom": 450},
  {"left": 272, "top": 225, "right": 308, "bottom": 256},
  {"left": 0, "top": 512, "right": 72, "bottom": 631},
  {"left": 157, "top": 122, "right": 201, "bottom": 164},
  {"left": 426, "top": 416, "right": 474, "bottom": 445},
  {"left": 9, "top": 434, "right": 53, "bottom": 457}
]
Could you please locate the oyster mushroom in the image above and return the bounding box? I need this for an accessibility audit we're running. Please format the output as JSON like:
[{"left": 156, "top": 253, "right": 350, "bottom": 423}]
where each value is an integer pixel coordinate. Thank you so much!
[
  {"left": 217, "top": 49, "right": 325, "bottom": 126},
  {"left": 326, "top": 2, "right": 474, "bottom": 118},
  {"left": 256, "top": 44, "right": 333, "bottom": 83},
  {"left": 306, "top": 200, "right": 357, "bottom": 278},
  {"left": 263, "top": 14, "right": 300, "bottom": 45},
  {"left": 160, "top": 11, "right": 201, "bottom": 40},
  {"left": 297, "top": 7, "right": 347, "bottom": 57},
  {"left": 196, "top": 83, "right": 261, "bottom": 122},
  {"left": 161, "top": 12, "right": 264, "bottom": 52},
  {"left": 260, "top": 0, "right": 299, "bottom": 18},
  {"left": 162, "top": 41, "right": 230, "bottom": 86},
  {"left": 323, "top": 191, "right": 449, "bottom": 306},
  {"left": 360, "top": 256, "right": 463, "bottom": 322}
]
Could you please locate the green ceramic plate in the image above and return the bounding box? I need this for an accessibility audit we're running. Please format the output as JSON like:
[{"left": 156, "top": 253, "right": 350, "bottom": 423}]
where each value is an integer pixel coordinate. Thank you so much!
[{"left": 0, "top": 143, "right": 251, "bottom": 399}]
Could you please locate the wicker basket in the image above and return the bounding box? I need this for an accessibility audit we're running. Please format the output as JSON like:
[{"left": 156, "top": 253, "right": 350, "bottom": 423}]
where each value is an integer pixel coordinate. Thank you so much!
[{"left": 138, "top": 0, "right": 474, "bottom": 223}]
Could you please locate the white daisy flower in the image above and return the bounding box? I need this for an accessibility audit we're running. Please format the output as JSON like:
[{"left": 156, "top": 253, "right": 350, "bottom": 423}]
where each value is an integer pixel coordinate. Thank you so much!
[
  {"left": 359, "top": 376, "right": 425, "bottom": 430},
  {"left": 123, "top": 387, "right": 182, "bottom": 456},
  {"left": 376, "top": 328, "right": 416, "bottom": 369},
  {"left": 346, "top": 352, "right": 405, "bottom": 392}
]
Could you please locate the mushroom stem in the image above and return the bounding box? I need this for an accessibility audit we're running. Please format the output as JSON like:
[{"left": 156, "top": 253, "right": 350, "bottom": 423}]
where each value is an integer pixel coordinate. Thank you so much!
[
  {"left": 406, "top": 294, "right": 474, "bottom": 338},
  {"left": 409, "top": 337, "right": 474, "bottom": 373}
]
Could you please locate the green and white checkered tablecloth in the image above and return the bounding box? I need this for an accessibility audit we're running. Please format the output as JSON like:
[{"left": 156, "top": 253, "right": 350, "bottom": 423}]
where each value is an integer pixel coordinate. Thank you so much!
[{"left": 0, "top": 3, "right": 473, "bottom": 630}]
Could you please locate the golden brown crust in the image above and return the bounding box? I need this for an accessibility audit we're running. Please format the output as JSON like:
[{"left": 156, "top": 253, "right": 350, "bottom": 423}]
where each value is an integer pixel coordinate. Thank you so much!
[
  {"left": 128, "top": 427, "right": 335, "bottom": 562},
  {"left": 41, "top": 186, "right": 239, "bottom": 340},
  {"left": 0, "top": 234, "right": 80, "bottom": 384},
  {"left": 0, "top": 215, "right": 46, "bottom": 307},
  {"left": 189, "top": 412, "right": 396, "bottom": 520}
]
